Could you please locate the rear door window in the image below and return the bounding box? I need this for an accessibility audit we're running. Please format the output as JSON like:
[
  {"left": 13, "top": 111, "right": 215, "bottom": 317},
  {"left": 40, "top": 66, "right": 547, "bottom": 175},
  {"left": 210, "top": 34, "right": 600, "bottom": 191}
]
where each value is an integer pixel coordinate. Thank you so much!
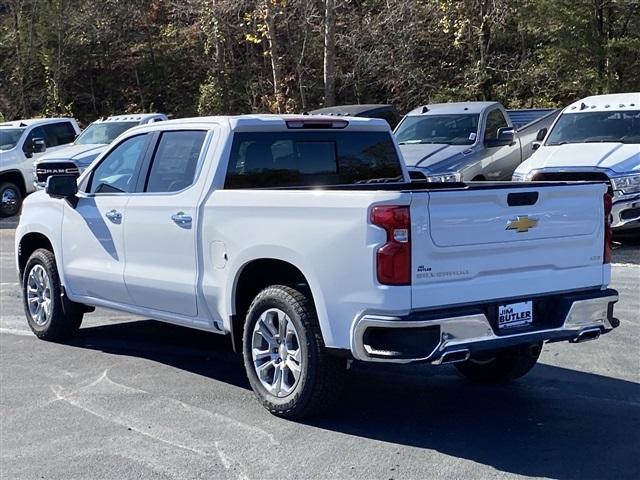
[
  {"left": 144, "top": 130, "right": 207, "bottom": 193},
  {"left": 225, "top": 131, "right": 403, "bottom": 188}
]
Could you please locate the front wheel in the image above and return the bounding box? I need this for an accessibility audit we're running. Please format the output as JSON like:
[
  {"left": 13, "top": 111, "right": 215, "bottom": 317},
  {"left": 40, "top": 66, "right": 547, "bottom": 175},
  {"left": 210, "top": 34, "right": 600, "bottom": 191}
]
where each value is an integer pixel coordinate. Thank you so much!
[
  {"left": 22, "top": 248, "right": 83, "bottom": 341},
  {"left": 0, "top": 181, "right": 22, "bottom": 218},
  {"left": 454, "top": 343, "right": 542, "bottom": 383},
  {"left": 242, "top": 285, "right": 346, "bottom": 419}
]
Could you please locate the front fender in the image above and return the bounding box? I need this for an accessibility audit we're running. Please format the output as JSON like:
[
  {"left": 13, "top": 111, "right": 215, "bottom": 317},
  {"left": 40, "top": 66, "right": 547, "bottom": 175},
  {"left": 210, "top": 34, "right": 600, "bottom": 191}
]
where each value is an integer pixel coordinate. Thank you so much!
[{"left": 15, "top": 193, "right": 65, "bottom": 283}]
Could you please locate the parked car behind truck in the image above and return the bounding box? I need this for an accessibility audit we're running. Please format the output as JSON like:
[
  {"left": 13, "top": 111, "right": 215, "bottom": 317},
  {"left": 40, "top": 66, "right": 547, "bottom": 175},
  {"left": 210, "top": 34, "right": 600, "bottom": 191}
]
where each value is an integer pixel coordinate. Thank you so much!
[
  {"left": 34, "top": 113, "right": 167, "bottom": 189},
  {"left": 395, "top": 102, "right": 558, "bottom": 182},
  {"left": 0, "top": 118, "right": 81, "bottom": 217},
  {"left": 16, "top": 115, "right": 618, "bottom": 419},
  {"left": 513, "top": 93, "right": 640, "bottom": 231}
]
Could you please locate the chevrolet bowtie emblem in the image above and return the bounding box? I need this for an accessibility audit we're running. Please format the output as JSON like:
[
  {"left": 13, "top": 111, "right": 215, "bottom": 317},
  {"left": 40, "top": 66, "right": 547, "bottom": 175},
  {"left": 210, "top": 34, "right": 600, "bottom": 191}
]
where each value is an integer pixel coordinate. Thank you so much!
[{"left": 506, "top": 215, "right": 538, "bottom": 232}]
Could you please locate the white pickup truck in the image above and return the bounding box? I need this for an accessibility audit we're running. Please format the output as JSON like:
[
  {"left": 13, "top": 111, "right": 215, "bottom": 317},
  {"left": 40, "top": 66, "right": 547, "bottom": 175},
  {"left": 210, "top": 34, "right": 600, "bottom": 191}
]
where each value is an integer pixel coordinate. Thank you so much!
[
  {"left": 513, "top": 93, "right": 640, "bottom": 231},
  {"left": 16, "top": 115, "right": 619, "bottom": 418}
]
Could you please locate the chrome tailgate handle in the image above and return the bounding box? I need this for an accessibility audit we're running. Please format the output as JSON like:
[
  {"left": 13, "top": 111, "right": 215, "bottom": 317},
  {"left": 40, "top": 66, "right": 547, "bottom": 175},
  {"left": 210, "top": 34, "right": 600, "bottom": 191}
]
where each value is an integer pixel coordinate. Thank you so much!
[{"left": 171, "top": 212, "right": 192, "bottom": 227}]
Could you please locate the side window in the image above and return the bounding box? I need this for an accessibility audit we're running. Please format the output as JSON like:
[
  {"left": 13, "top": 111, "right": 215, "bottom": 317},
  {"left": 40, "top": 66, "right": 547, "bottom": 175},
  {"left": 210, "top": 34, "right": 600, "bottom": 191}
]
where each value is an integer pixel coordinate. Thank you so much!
[
  {"left": 88, "top": 134, "right": 148, "bottom": 194},
  {"left": 23, "top": 127, "right": 47, "bottom": 152},
  {"left": 44, "top": 122, "right": 76, "bottom": 146},
  {"left": 484, "top": 109, "right": 508, "bottom": 141},
  {"left": 145, "top": 130, "right": 207, "bottom": 193}
]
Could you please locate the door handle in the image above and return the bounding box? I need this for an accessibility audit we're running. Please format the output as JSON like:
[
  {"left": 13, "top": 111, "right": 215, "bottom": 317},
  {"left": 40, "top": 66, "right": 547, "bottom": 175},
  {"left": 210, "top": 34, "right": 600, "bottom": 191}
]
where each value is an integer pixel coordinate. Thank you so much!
[
  {"left": 171, "top": 212, "right": 192, "bottom": 227},
  {"left": 105, "top": 209, "right": 122, "bottom": 224}
]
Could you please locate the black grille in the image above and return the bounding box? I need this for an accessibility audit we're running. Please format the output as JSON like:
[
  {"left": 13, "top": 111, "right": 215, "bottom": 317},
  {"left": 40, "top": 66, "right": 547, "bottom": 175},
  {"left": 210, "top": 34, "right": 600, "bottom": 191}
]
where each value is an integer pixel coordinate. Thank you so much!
[{"left": 35, "top": 161, "right": 80, "bottom": 183}]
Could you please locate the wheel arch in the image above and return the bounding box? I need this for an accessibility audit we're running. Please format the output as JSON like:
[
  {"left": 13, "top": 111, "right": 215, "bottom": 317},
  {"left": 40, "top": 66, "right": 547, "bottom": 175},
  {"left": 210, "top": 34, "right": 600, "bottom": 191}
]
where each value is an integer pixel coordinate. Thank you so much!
[
  {"left": 229, "top": 257, "right": 321, "bottom": 353},
  {"left": 0, "top": 169, "right": 27, "bottom": 196},
  {"left": 17, "top": 232, "right": 55, "bottom": 281}
]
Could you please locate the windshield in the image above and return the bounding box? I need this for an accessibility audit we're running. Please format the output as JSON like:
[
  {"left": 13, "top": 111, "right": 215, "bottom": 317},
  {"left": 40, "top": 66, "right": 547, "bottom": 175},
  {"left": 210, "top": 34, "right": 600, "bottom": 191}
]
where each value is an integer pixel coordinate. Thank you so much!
[
  {"left": 75, "top": 121, "right": 138, "bottom": 145},
  {"left": 395, "top": 114, "right": 480, "bottom": 146},
  {"left": 546, "top": 111, "right": 640, "bottom": 145},
  {"left": 0, "top": 128, "right": 25, "bottom": 150}
]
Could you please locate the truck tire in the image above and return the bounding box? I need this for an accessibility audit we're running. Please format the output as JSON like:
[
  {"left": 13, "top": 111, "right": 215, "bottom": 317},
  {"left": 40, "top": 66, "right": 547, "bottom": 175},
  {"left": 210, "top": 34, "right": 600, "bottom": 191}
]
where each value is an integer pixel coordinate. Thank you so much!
[
  {"left": 22, "top": 248, "right": 83, "bottom": 341},
  {"left": 454, "top": 343, "right": 542, "bottom": 383},
  {"left": 0, "top": 181, "right": 22, "bottom": 218},
  {"left": 242, "top": 285, "right": 346, "bottom": 419}
]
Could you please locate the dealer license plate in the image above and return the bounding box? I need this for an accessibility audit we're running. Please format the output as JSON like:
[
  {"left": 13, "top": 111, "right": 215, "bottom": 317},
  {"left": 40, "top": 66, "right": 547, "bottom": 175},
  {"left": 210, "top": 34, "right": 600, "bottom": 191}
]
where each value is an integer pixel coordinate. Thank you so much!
[{"left": 498, "top": 301, "right": 533, "bottom": 329}]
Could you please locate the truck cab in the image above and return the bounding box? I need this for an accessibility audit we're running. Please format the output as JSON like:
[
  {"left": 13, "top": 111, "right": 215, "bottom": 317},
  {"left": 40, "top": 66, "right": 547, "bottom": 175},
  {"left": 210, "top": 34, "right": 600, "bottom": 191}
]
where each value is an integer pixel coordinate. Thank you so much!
[{"left": 0, "top": 118, "right": 80, "bottom": 217}]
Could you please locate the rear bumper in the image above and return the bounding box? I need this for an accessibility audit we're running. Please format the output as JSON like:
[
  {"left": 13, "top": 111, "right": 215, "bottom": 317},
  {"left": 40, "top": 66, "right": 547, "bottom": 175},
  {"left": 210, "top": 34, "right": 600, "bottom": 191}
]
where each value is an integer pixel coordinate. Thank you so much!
[{"left": 351, "top": 289, "right": 619, "bottom": 364}]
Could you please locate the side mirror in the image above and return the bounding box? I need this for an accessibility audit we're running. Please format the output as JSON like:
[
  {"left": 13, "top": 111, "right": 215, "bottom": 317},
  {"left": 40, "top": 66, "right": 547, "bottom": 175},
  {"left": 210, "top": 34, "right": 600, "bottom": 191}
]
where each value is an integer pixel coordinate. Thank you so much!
[
  {"left": 32, "top": 137, "right": 47, "bottom": 154},
  {"left": 536, "top": 128, "right": 547, "bottom": 142},
  {"left": 486, "top": 127, "right": 514, "bottom": 147},
  {"left": 532, "top": 142, "right": 541, "bottom": 151},
  {"left": 46, "top": 175, "right": 78, "bottom": 199}
]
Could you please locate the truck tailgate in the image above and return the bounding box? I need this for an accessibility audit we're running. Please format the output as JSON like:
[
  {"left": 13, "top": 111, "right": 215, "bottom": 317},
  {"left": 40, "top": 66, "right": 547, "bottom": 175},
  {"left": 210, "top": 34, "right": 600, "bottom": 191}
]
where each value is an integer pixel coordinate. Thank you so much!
[{"left": 410, "top": 183, "right": 608, "bottom": 310}]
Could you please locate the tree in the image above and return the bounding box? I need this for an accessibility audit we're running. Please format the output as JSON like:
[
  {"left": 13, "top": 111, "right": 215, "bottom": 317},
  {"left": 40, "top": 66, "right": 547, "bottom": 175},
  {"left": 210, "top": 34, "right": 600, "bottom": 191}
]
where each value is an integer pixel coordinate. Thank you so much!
[{"left": 323, "top": 0, "right": 336, "bottom": 106}]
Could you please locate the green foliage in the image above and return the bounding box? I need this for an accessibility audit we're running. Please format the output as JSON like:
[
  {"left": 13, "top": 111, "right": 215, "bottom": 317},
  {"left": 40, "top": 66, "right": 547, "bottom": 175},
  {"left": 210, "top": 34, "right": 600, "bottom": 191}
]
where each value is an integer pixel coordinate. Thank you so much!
[{"left": 0, "top": 0, "right": 638, "bottom": 122}]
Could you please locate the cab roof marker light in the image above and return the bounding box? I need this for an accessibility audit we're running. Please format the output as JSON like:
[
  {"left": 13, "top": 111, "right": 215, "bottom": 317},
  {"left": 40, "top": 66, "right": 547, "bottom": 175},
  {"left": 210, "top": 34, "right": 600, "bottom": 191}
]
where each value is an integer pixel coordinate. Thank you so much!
[
  {"left": 422, "top": 106, "right": 429, "bottom": 113},
  {"left": 285, "top": 120, "right": 348, "bottom": 129},
  {"left": 580, "top": 103, "right": 588, "bottom": 110}
]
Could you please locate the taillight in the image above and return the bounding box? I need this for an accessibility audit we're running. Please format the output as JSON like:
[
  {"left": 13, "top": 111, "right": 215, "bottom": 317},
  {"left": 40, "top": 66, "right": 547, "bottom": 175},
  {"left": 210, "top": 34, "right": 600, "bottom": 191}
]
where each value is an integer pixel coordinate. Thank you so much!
[
  {"left": 603, "top": 193, "right": 612, "bottom": 264},
  {"left": 370, "top": 206, "right": 411, "bottom": 285}
]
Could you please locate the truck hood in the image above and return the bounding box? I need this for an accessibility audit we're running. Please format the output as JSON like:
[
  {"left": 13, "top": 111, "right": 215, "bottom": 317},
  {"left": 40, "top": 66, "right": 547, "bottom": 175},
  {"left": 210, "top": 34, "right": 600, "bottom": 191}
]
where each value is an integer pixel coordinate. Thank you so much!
[
  {"left": 39, "top": 144, "right": 106, "bottom": 168},
  {"left": 399, "top": 144, "right": 476, "bottom": 172},
  {"left": 518, "top": 143, "right": 640, "bottom": 174}
]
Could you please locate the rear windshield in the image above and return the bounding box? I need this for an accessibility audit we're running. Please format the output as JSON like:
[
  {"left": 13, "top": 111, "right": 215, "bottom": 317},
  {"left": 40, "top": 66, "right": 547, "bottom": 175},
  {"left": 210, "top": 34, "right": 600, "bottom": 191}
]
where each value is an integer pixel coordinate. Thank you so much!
[
  {"left": 224, "top": 131, "right": 403, "bottom": 188},
  {"left": 546, "top": 111, "right": 640, "bottom": 145}
]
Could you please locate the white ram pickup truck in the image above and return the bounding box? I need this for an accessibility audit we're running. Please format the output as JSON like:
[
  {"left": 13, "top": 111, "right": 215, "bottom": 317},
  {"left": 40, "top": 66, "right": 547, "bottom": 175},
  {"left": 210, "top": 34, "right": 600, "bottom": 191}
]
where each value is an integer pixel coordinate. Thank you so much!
[
  {"left": 16, "top": 115, "right": 619, "bottom": 418},
  {"left": 513, "top": 93, "right": 639, "bottom": 231}
]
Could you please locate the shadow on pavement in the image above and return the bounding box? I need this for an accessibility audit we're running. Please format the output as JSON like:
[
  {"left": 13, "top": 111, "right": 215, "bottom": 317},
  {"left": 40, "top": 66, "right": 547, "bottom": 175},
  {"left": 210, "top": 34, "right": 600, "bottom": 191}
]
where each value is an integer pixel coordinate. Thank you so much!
[{"left": 71, "top": 319, "right": 640, "bottom": 480}]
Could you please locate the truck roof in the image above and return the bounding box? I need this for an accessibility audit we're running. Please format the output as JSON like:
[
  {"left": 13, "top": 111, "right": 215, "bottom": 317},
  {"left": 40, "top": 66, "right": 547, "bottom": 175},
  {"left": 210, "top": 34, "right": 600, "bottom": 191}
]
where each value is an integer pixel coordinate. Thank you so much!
[
  {"left": 0, "top": 117, "right": 75, "bottom": 128},
  {"left": 95, "top": 113, "right": 167, "bottom": 123},
  {"left": 405, "top": 101, "right": 500, "bottom": 116},
  {"left": 564, "top": 93, "right": 640, "bottom": 113},
  {"left": 136, "top": 114, "right": 391, "bottom": 132}
]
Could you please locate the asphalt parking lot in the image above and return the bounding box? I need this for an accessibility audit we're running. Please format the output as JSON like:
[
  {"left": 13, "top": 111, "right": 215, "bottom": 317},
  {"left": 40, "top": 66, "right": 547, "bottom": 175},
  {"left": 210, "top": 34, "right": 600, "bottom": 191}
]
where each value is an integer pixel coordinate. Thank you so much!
[{"left": 1, "top": 215, "right": 638, "bottom": 480}]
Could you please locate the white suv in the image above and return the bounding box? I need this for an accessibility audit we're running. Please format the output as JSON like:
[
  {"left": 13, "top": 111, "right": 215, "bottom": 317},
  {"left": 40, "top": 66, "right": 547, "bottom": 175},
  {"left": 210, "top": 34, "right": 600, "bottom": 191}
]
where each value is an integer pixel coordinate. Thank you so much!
[{"left": 0, "top": 118, "right": 80, "bottom": 217}]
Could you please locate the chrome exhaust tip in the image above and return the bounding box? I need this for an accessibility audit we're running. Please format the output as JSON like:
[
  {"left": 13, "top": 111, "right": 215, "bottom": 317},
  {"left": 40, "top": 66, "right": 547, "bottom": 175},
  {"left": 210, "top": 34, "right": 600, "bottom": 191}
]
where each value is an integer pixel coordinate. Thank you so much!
[
  {"left": 571, "top": 327, "right": 602, "bottom": 343},
  {"left": 434, "top": 349, "right": 471, "bottom": 365}
]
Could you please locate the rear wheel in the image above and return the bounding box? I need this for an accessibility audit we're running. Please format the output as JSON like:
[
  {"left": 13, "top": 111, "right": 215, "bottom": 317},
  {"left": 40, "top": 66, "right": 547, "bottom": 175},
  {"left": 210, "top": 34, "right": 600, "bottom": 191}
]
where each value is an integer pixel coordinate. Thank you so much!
[
  {"left": 0, "top": 181, "right": 22, "bottom": 218},
  {"left": 455, "top": 343, "right": 541, "bottom": 383},
  {"left": 242, "top": 285, "right": 346, "bottom": 419},
  {"left": 22, "top": 248, "right": 83, "bottom": 341}
]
